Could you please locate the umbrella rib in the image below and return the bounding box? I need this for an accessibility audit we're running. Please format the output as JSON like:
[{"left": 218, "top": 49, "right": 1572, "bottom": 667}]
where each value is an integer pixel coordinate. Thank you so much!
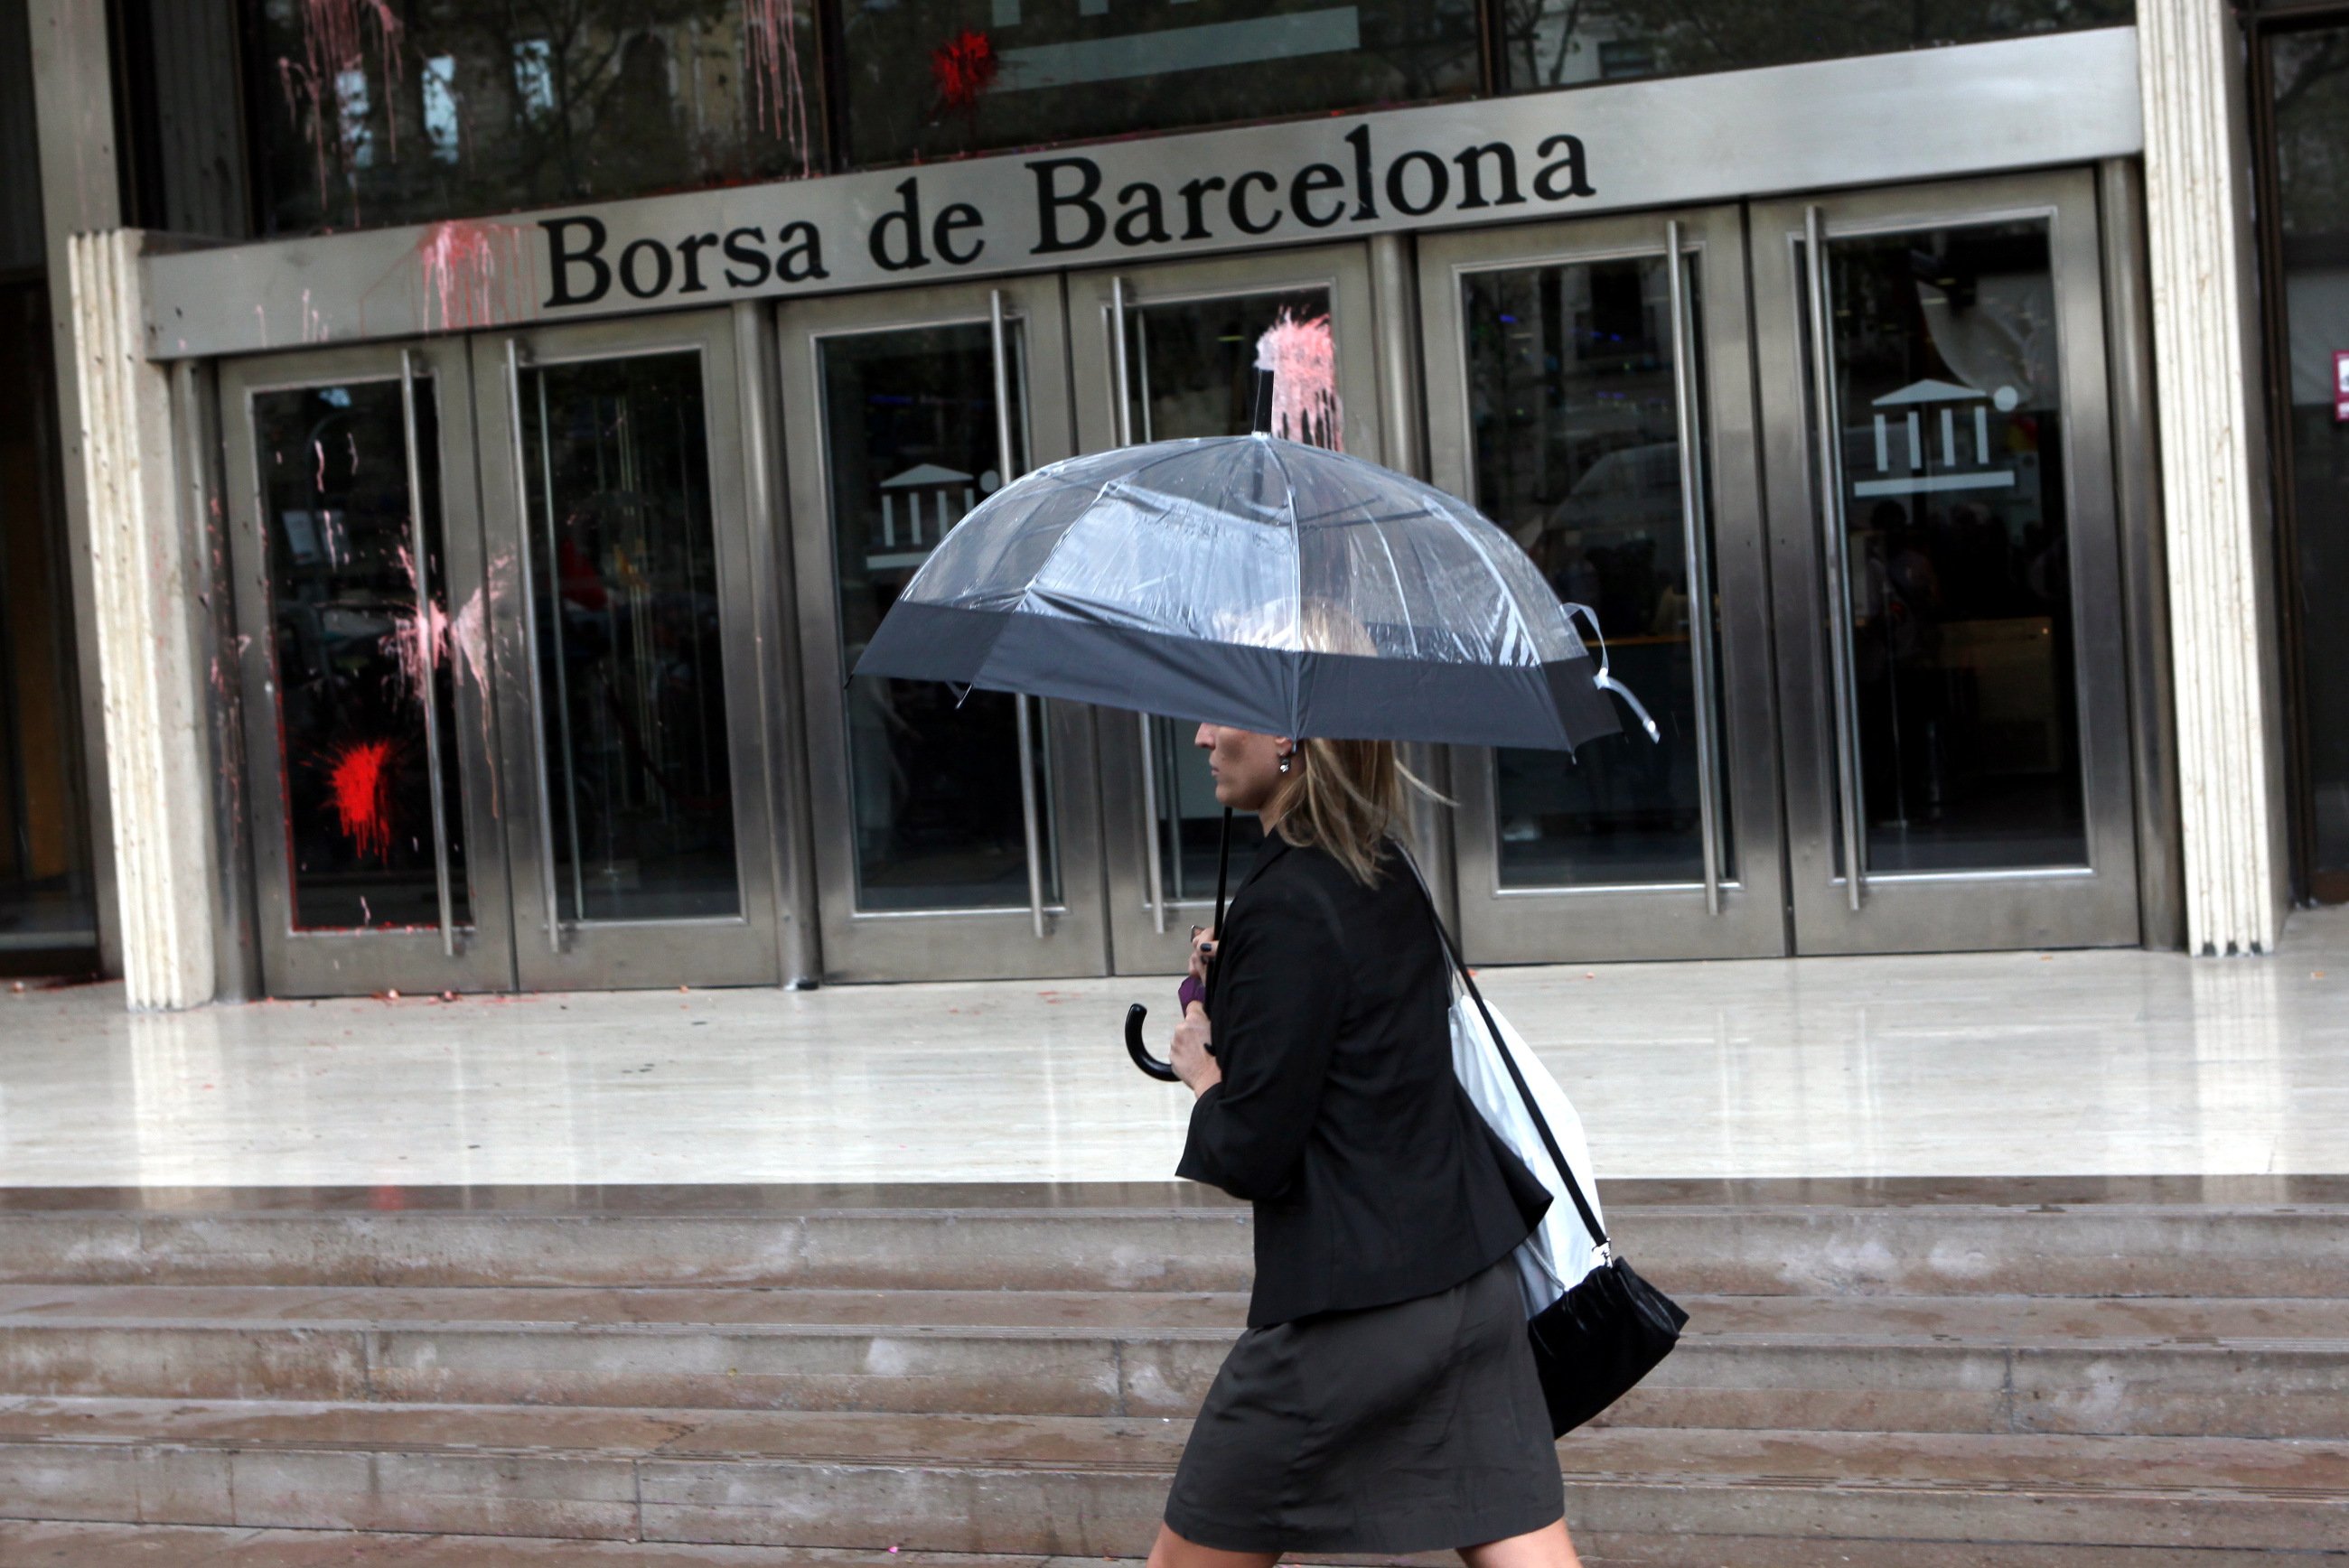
[{"left": 1263, "top": 437, "right": 1306, "bottom": 672}]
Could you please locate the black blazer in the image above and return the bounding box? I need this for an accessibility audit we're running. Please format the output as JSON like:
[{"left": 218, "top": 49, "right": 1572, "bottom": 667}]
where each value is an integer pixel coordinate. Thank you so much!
[{"left": 1177, "top": 832, "right": 1550, "bottom": 1326}]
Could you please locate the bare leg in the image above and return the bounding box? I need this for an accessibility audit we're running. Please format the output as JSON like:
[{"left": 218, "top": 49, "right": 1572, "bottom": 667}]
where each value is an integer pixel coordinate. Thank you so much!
[
  {"left": 1459, "top": 1517, "right": 1584, "bottom": 1568},
  {"left": 1144, "top": 1523, "right": 1278, "bottom": 1568}
]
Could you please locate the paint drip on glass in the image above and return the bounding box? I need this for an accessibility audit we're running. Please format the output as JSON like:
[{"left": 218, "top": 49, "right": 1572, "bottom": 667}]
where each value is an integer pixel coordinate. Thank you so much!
[
  {"left": 279, "top": 0, "right": 405, "bottom": 218},
  {"left": 744, "top": 0, "right": 814, "bottom": 177},
  {"left": 416, "top": 220, "right": 536, "bottom": 332},
  {"left": 1254, "top": 311, "right": 1342, "bottom": 451},
  {"left": 323, "top": 737, "right": 398, "bottom": 863}
]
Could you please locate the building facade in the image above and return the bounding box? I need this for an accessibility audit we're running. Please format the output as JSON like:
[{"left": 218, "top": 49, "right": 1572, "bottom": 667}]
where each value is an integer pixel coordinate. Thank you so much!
[{"left": 3, "top": 0, "right": 2333, "bottom": 1004}]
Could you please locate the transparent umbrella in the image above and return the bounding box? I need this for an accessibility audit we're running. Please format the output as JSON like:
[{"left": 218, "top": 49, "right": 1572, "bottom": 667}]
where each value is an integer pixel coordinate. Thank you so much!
[{"left": 851, "top": 430, "right": 1657, "bottom": 1079}]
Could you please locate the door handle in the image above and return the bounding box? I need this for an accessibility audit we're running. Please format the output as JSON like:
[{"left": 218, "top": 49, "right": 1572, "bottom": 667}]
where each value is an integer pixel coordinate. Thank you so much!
[
  {"left": 1803, "top": 206, "right": 1867, "bottom": 912},
  {"left": 991, "top": 288, "right": 1048, "bottom": 939},
  {"left": 399, "top": 349, "right": 456, "bottom": 957},
  {"left": 1664, "top": 221, "right": 1724, "bottom": 918},
  {"left": 1109, "top": 277, "right": 1169, "bottom": 934},
  {"left": 504, "top": 338, "right": 566, "bottom": 951}
]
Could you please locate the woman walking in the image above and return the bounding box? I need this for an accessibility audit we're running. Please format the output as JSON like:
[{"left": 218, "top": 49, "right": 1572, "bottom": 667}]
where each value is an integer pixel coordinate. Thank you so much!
[{"left": 1156, "top": 720, "right": 1586, "bottom": 1568}]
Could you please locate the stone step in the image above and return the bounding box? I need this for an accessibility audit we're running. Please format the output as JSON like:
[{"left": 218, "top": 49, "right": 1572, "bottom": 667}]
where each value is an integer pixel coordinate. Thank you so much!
[
  {"left": 0, "top": 1284, "right": 2344, "bottom": 1438},
  {"left": 0, "top": 1395, "right": 2341, "bottom": 1555},
  {"left": 6, "top": 1524, "right": 2336, "bottom": 1568},
  {"left": 5, "top": 1193, "right": 2344, "bottom": 1297}
]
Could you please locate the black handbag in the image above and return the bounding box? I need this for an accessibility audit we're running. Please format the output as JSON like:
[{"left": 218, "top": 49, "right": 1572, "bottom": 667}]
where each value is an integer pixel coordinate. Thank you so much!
[{"left": 1420, "top": 887, "right": 1689, "bottom": 1438}]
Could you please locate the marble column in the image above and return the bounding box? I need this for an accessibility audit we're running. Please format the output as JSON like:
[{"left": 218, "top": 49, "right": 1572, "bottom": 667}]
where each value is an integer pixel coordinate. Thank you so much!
[
  {"left": 66, "top": 229, "right": 216, "bottom": 1009},
  {"left": 2137, "top": 2, "right": 2292, "bottom": 956}
]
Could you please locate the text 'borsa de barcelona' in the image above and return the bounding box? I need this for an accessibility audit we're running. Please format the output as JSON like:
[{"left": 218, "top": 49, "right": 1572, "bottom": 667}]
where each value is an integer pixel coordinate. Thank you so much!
[{"left": 537, "top": 121, "right": 1597, "bottom": 308}]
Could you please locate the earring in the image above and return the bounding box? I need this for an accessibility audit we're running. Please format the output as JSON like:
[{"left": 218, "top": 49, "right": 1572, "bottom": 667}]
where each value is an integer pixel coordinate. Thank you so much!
[{"left": 1277, "top": 751, "right": 1293, "bottom": 775}]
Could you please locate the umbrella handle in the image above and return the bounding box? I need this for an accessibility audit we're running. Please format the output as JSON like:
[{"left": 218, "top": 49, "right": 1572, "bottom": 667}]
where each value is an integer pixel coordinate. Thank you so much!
[{"left": 1124, "top": 1003, "right": 1181, "bottom": 1082}]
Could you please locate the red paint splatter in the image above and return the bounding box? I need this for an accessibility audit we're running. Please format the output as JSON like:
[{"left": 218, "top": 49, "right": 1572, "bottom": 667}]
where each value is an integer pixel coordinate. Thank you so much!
[
  {"left": 324, "top": 738, "right": 398, "bottom": 862},
  {"left": 416, "top": 219, "right": 535, "bottom": 332},
  {"left": 278, "top": 0, "right": 404, "bottom": 218},
  {"left": 1254, "top": 311, "right": 1343, "bottom": 451},
  {"left": 931, "top": 31, "right": 997, "bottom": 119},
  {"left": 744, "top": 0, "right": 814, "bottom": 177}
]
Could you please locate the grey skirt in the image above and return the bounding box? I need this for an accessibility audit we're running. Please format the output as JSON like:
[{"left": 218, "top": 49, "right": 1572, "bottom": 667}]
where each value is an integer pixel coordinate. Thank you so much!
[{"left": 1163, "top": 1255, "right": 1564, "bottom": 1554}]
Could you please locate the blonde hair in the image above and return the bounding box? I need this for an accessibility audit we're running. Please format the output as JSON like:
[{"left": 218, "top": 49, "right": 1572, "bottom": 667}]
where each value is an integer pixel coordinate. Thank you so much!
[{"left": 1264, "top": 600, "right": 1443, "bottom": 885}]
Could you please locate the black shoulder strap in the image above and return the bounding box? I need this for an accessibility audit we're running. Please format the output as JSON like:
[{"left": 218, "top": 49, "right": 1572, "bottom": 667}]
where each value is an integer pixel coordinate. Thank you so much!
[{"left": 1395, "top": 843, "right": 1610, "bottom": 1253}]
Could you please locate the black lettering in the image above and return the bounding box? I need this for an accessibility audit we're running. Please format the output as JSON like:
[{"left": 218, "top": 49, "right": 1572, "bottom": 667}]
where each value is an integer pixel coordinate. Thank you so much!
[
  {"left": 1533, "top": 134, "right": 1596, "bottom": 201},
  {"left": 1343, "top": 124, "right": 1378, "bottom": 220},
  {"left": 721, "top": 226, "right": 771, "bottom": 288},
  {"left": 1176, "top": 175, "right": 1226, "bottom": 241},
  {"left": 1030, "top": 157, "right": 1106, "bottom": 254},
  {"left": 1453, "top": 143, "right": 1525, "bottom": 210},
  {"left": 870, "top": 178, "right": 928, "bottom": 271},
  {"left": 1385, "top": 150, "right": 1449, "bottom": 217},
  {"left": 677, "top": 232, "right": 719, "bottom": 293},
  {"left": 540, "top": 217, "right": 611, "bottom": 308},
  {"left": 776, "top": 219, "right": 828, "bottom": 282},
  {"left": 1113, "top": 181, "right": 1170, "bottom": 247},
  {"left": 1290, "top": 163, "right": 1345, "bottom": 229},
  {"left": 619, "top": 238, "right": 674, "bottom": 299},
  {"left": 933, "top": 201, "right": 985, "bottom": 266},
  {"left": 1228, "top": 171, "right": 1280, "bottom": 236}
]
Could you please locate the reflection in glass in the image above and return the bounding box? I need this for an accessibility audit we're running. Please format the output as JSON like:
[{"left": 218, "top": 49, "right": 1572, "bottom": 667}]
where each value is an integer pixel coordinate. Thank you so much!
[
  {"left": 839, "top": 0, "right": 1476, "bottom": 166},
  {"left": 2269, "top": 25, "right": 2349, "bottom": 897},
  {"left": 245, "top": 0, "right": 819, "bottom": 235},
  {"left": 1463, "top": 256, "right": 1725, "bottom": 889},
  {"left": 823, "top": 322, "right": 1057, "bottom": 912},
  {"left": 1811, "top": 220, "right": 2085, "bottom": 873},
  {"left": 1496, "top": 1, "right": 2129, "bottom": 95},
  {"left": 518, "top": 351, "right": 740, "bottom": 922},
  {"left": 254, "top": 379, "right": 468, "bottom": 931},
  {"left": 1118, "top": 289, "right": 1343, "bottom": 896}
]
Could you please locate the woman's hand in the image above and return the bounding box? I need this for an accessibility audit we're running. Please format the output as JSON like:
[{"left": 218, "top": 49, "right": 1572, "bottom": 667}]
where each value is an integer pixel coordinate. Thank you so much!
[
  {"left": 1187, "top": 926, "right": 1216, "bottom": 985},
  {"left": 1171, "top": 1002, "right": 1221, "bottom": 1097}
]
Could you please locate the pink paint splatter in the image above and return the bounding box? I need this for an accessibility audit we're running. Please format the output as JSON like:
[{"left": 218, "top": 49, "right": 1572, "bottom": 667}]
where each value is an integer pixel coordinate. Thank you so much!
[
  {"left": 323, "top": 737, "right": 398, "bottom": 862},
  {"left": 415, "top": 219, "right": 535, "bottom": 332},
  {"left": 278, "top": 0, "right": 405, "bottom": 217},
  {"left": 744, "top": 0, "right": 814, "bottom": 177},
  {"left": 384, "top": 545, "right": 448, "bottom": 706},
  {"left": 1254, "top": 310, "right": 1342, "bottom": 451}
]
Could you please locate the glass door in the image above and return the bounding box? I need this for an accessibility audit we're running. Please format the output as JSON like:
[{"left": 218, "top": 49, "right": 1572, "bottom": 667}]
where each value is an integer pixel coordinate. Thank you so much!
[
  {"left": 779, "top": 276, "right": 1109, "bottom": 983},
  {"left": 220, "top": 341, "right": 515, "bottom": 995},
  {"left": 470, "top": 312, "right": 783, "bottom": 989},
  {"left": 1067, "top": 247, "right": 1385, "bottom": 975},
  {"left": 1421, "top": 209, "right": 1788, "bottom": 964},
  {"left": 1751, "top": 171, "right": 2138, "bottom": 953}
]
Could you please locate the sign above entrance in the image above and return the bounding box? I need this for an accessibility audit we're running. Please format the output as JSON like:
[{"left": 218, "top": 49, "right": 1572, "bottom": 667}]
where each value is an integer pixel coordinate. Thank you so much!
[{"left": 141, "top": 27, "right": 2143, "bottom": 361}]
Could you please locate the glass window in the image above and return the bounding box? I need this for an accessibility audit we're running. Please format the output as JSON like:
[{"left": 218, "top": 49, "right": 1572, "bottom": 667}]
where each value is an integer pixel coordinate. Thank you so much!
[
  {"left": 1460, "top": 255, "right": 1728, "bottom": 890},
  {"left": 252, "top": 378, "right": 471, "bottom": 932},
  {"left": 0, "top": 281, "right": 97, "bottom": 961},
  {"left": 837, "top": 0, "right": 1479, "bottom": 168},
  {"left": 2268, "top": 24, "right": 2349, "bottom": 897},
  {"left": 1497, "top": 1, "right": 2130, "bottom": 95},
  {"left": 1809, "top": 219, "right": 2088, "bottom": 875},
  {"left": 820, "top": 321, "right": 1059, "bottom": 912},
  {"left": 243, "top": 0, "right": 821, "bottom": 236},
  {"left": 516, "top": 350, "right": 742, "bottom": 923}
]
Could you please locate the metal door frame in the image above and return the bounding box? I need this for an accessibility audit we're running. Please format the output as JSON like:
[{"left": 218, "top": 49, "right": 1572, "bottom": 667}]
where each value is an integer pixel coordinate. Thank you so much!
[
  {"left": 469, "top": 309, "right": 784, "bottom": 989},
  {"left": 1751, "top": 168, "right": 2139, "bottom": 953},
  {"left": 1421, "top": 206, "right": 1789, "bottom": 965},
  {"left": 219, "top": 339, "right": 517, "bottom": 996},
  {"left": 1068, "top": 245, "right": 1385, "bottom": 975},
  {"left": 777, "top": 274, "right": 1110, "bottom": 983}
]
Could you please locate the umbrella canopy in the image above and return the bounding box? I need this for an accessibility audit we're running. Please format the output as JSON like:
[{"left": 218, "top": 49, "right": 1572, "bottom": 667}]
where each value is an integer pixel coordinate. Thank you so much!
[{"left": 852, "top": 434, "right": 1637, "bottom": 751}]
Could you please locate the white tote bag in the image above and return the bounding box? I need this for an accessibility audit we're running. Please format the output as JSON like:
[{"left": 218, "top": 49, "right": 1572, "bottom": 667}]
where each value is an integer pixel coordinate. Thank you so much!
[
  {"left": 1448, "top": 984, "right": 1607, "bottom": 1317},
  {"left": 1395, "top": 845, "right": 1608, "bottom": 1319}
]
